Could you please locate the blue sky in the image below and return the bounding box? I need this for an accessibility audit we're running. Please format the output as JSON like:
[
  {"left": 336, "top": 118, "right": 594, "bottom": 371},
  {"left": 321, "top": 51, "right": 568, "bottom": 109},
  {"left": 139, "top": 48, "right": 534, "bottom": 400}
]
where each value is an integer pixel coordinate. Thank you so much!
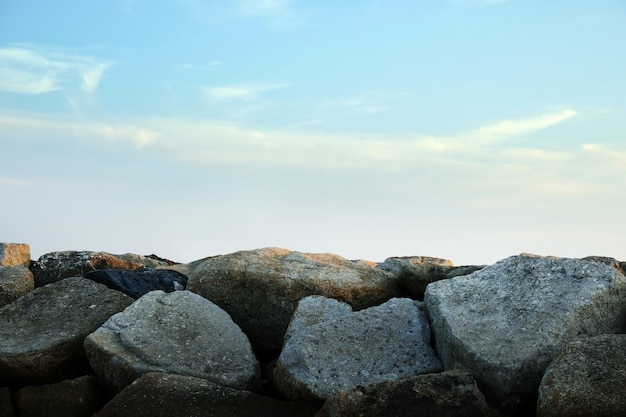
[{"left": 1, "top": 0, "right": 625, "bottom": 265}]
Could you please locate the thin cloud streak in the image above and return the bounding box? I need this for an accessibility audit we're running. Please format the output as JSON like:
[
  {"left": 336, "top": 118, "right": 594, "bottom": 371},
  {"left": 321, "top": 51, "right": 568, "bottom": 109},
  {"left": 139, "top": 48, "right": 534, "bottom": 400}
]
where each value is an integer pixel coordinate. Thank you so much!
[{"left": 203, "top": 83, "right": 289, "bottom": 101}]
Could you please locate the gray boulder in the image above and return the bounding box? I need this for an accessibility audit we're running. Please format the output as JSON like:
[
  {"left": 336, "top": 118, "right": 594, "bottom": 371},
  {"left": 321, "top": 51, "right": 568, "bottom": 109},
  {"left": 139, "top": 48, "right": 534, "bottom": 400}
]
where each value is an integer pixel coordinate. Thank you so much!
[
  {"left": 0, "top": 266, "right": 34, "bottom": 307},
  {"left": 0, "top": 243, "right": 30, "bottom": 267},
  {"left": 94, "top": 372, "right": 319, "bottom": 417},
  {"left": 0, "top": 277, "right": 133, "bottom": 386},
  {"left": 85, "top": 290, "right": 261, "bottom": 392},
  {"left": 187, "top": 248, "right": 400, "bottom": 353},
  {"left": 424, "top": 253, "right": 626, "bottom": 415},
  {"left": 283, "top": 296, "right": 352, "bottom": 344},
  {"left": 537, "top": 334, "right": 626, "bottom": 417},
  {"left": 14, "top": 375, "right": 108, "bottom": 417},
  {"left": 274, "top": 297, "right": 442, "bottom": 402},
  {"left": 317, "top": 370, "right": 504, "bottom": 417},
  {"left": 31, "top": 251, "right": 176, "bottom": 287}
]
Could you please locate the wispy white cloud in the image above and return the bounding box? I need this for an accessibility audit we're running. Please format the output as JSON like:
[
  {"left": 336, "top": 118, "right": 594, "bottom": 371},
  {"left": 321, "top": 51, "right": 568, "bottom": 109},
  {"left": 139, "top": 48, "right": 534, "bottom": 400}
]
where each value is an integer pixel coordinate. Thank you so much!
[
  {"left": 0, "top": 44, "right": 113, "bottom": 95},
  {"left": 203, "top": 83, "right": 289, "bottom": 101},
  {"left": 324, "top": 90, "right": 409, "bottom": 115}
]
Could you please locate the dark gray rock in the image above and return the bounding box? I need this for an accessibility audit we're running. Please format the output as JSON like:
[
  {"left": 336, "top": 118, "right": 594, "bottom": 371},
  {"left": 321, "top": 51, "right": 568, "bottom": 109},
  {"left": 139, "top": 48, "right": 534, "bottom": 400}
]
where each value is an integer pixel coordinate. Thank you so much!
[
  {"left": 0, "top": 243, "right": 30, "bottom": 267},
  {"left": 85, "top": 290, "right": 260, "bottom": 392},
  {"left": 0, "top": 387, "right": 15, "bottom": 417},
  {"left": 93, "top": 372, "right": 319, "bottom": 417},
  {"left": 30, "top": 251, "right": 175, "bottom": 287},
  {"left": 0, "top": 277, "right": 133, "bottom": 387},
  {"left": 84, "top": 268, "right": 188, "bottom": 299},
  {"left": 425, "top": 253, "right": 626, "bottom": 415},
  {"left": 537, "top": 334, "right": 626, "bottom": 417},
  {"left": 14, "top": 375, "right": 109, "bottom": 417},
  {"left": 274, "top": 297, "right": 442, "bottom": 402},
  {"left": 187, "top": 248, "right": 400, "bottom": 354},
  {"left": 317, "top": 370, "right": 504, "bottom": 417},
  {"left": 0, "top": 265, "right": 34, "bottom": 307}
]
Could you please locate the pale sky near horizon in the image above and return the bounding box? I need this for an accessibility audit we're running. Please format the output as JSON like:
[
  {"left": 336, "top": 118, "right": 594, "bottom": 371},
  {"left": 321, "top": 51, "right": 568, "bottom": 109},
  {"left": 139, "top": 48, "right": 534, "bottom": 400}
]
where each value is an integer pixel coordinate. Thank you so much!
[{"left": 1, "top": 0, "right": 625, "bottom": 265}]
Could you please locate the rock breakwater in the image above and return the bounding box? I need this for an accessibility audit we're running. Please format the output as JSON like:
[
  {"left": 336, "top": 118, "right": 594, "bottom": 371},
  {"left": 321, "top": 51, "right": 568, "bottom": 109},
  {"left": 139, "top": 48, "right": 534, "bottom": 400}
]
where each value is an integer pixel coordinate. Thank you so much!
[{"left": 1, "top": 242, "right": 625, "bottom": 417}]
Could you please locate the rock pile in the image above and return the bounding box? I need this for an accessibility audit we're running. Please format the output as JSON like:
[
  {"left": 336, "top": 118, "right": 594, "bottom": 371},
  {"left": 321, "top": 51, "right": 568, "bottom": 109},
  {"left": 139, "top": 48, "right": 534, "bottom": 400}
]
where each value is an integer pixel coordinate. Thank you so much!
[{"left": 0, "top": 242, "right": 625, "bottom": 417}]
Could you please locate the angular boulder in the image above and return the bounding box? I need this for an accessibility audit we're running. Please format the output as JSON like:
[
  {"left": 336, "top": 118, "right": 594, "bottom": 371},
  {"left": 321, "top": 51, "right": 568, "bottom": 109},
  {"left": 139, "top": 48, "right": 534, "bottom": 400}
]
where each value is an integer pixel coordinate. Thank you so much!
[
  {"left": 537, "top": 334, "right": 626, "bottom": 417},
  {"left": 0, "top": 277, "right": 133, "bottom": 386},
  {"left": 0, "top": 266, "right": 34, "bottom": 307},
  {"left": 31, "top": 251, "right": 176, "bottom": 287},
  {"left": 274, "top": 297, "right": 442, "bottom": 402},
  {"left": 187, "top": 247, "right": 400, "bottom": 353},
  {"left": 84, "top": 268, "right": 188, "bottom": 299},
  {"left": 0, "top": 243, "right": 30, "bottom": 267},
  {"left": 424, "top": 254, "right": 626, "bottom": 415},
  {"left": 94, "top": 372, "right": 319, "bottom": 417},
  {"left": 14, "top": 375, "right": 108, "bottom": 417},
  {"left": 85, "top": 290, "right": 260, "bottom": 392},
  {"left": 317, "top": 370, "right": 504, "bottom": 417}
]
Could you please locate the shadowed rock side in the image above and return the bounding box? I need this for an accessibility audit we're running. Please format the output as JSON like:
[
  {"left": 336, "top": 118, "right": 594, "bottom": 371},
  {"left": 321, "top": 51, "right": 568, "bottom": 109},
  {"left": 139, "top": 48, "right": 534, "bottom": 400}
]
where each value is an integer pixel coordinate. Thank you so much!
[
  {"left": 537, "top": 334, "right": 626, "bottom": 417},
  {"left": 94, "top": 372, "right": 319, "bottom": 417},
  {"left": 187, "top": 247, "right": 401, "bottom": 354},
  {"left": 84, "top": 268, "right": 188, "bottom": 299},
  {"left": 0, "top": 277, "right": 133, "bottom": 387},
  {"left": 274, "top": 296, "right": 442, "bottom": 402},
  {"left": 85, "top": 290, "right": 261, "bottom": 392},
  {"left": 425, "top": 254, "right": 626, "bottom": 416}
]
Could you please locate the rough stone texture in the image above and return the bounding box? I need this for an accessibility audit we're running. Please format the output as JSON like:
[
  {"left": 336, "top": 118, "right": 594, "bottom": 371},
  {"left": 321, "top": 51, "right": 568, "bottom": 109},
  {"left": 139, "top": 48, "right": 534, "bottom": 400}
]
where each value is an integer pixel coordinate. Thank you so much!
[
  {"left": 84, "top": 268, "right": 188, "bottom": 299},
  {"left": 0, "top": 277, "right": 133, "bottom": 387},
  {"left": 94, "top": 372, "right": 319, "bottom": 417},
  {"left": 317, "top": 370, "right": 504, "bottom": 417},
  {"left": 274, "top": 297, "right": 442, "bottom": 402},
  {"left": 377, "top": 255, "right": 454, "bottom": 276},
  {"left": 0, "top": 387, "right": 15, "bottom": 417},
  {"left": 583, "top": 255, "right": 626, "bottom": 277},
  {"left": 30, "top": 251, "right": 176, "bottom": 287},
  {"left": 85, "top": 290, "right": 260, "bottom": 392},
  {"left": 187, "top": 248, "right": 401, "bottom": 354},
  {"left": 537, "top": 334, "right": 626, "bottom": 417},
  {"left": 283, "top": 296, "right": 352, "bottom": 345},
  {"left": 14, "top": 375, "right": 109, "bottom": 417},
  {"left": 0, "top": 265, "right": 34, "bottom": 307},
  {"left": 0, "top": 243, "right": 30, "bottom": 267},
  {"left": 424, "top": 254, "right": 626, "bottom": 415}
]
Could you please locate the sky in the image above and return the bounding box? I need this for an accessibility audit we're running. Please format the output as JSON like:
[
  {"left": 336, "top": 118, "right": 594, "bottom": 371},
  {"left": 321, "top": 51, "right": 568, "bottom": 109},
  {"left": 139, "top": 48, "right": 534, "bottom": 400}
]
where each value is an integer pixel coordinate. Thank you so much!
[{"left": 1, "top": 0, "right": 625, "bottom": 266}]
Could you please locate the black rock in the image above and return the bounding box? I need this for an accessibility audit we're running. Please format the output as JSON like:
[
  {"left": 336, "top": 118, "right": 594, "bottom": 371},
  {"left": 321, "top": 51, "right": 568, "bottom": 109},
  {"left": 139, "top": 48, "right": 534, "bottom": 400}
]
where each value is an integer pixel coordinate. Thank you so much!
[{"left": 84, "top": 268, "right": 188, "bottom": 299}]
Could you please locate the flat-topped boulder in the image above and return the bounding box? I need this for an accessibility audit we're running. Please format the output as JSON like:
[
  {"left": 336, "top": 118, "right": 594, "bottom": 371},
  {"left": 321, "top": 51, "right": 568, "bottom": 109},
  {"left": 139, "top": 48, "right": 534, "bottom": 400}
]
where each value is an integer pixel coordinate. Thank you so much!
[
  {"left": 274, "top": 297, "right": 442, "bottom": 402},
  {"left": 187, "top": 248, "right": 401, "bottom": 353},
  {"left": 0, "top": 277, "right": 133, "bottom": 387},
  {"left": 31, "top": 251, "right": 176, "bottom": 287},
  {"left": 85, "top": 290, "right": 260, "bottom": 392},
  {"left": 425, "top": 253, "right": 626, "bottom": 415},
  {"left": 0, "top": 243, "right": 30, "bottom": 268}
]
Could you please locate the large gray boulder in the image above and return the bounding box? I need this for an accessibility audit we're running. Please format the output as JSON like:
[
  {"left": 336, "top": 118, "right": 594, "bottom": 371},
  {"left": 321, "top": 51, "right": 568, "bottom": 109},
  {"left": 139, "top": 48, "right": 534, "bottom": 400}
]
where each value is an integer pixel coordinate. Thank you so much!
[
  {"left": 0, "top": 277, "right": 133, "bottom": 386},
  {"left": 0, "top": 266, "right": 34, "bottom": 307},
  {"left": 0, "top": 243, "right": 30, "bottom": 267},
  {"left": 274, "top": 297, "right": 442, "bottom": 402},
  {"left": 187, "top": 248, "right": 400, "bottom": 353},
  {"left": 537, "top": 334, "right": 626, "bottom": 417},
  {"left": 85, "top": 290, "right": 261, "bottom": 392},
  {"left": 31, "top": 251, "right": 176, "bottom": 287},
  {"left": 94, "top": 372, "right": 319, "bottom": 417},
  {"left": 317, "top": 370, "right": 504, "bottom": 417},
  {"left": 424, "top": 254, "right": 626, "bottom": 415}
]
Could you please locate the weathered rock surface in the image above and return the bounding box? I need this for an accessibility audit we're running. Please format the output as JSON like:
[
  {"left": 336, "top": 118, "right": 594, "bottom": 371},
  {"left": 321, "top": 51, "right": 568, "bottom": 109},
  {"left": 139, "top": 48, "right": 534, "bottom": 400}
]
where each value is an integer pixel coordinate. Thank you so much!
[
  {"left": 0, "top": 243, "right": 30, "bottom": 267},
  {"left": 317, "top": 370, "right": 504, "bottom": 417},
  {"left": 84, "top": 268, "right": 188, "bottom": 299},
  {"left": 0, "top": 277, "right": 133, "bottom": 387},
  {"left": 583, "top": 255, "right": 626, "bottom": 276},
  {"left": 0, "top": 387, "right": 15, "bottom": 417},
  {"left": 94, "top": 372, "right": 319, "bottom": 417},
  {"left": 30, "top": 251, "right": 176, "bottom": 287},
  {"left": 425, "top": 254, "right": 626, "bottom": 415},
  {"left": 377, "top": 256, "right": 484, "bottom": 299},
  {"left": 0, "top": 265, "right": 34, "bottom": 307},
  {"left": 85, "top": 290, "right": 260, "bottom": 392},
  {"left": 283, "top": 295, "right": 352, "bottom": 344},
  {"left": 274, "top": 297, "right": 442, "bottom": 402},
  {"left": 187, "top": 247, "right": 401, "bottom": 354},
  {"left": 14, "top": 375, "right": 109, "bottom": 417},
  {"left": 537, "top": 334, "right": 626, "bottom": 417}
]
